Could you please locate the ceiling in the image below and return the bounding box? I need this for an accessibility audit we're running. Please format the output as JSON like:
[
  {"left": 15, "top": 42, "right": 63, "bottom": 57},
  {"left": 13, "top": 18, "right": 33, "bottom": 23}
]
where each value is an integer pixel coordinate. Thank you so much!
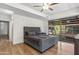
[
  {"left": 0, "top": 3, "right": 48, "bottom": 20},
  {"left": 21, "top": 3, "right": 79, "bottom": 16},
  {"left": 21, "top": 3, "right": 59, "bottom": 15},
  {"left": 0, "top": 3, "right": 79, "bottom": 20}
]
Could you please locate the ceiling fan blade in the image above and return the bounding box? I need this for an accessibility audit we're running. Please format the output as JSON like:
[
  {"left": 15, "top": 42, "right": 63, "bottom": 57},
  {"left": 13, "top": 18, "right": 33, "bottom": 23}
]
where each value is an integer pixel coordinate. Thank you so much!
[
  {"left": 40, "top": 9, "right": 43, "bottom": 12},
  {"left": 50, "top": 3, "right": 58, "bottom": 6},
  {"left": 33, "top": 5, "right": 42, "bottom": 7},
  {"left": 49, "top": 8, "right": 53, "bottom": 11}
]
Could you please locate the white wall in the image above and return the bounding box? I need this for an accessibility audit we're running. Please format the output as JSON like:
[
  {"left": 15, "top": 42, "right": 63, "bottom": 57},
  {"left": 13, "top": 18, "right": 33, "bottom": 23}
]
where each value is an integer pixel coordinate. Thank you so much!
[
  {"left": 0, "top": 11, "right": 11, "bottom": 21},
  {"left": 13, "top": 14, "right": 48, "bottom": 44}
]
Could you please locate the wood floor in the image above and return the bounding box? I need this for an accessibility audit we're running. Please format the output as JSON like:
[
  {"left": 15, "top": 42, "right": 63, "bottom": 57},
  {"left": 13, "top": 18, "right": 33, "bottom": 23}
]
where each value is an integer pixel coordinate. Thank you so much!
[{"left": 0, "top": 38, "right": 74, "bottom": 55}]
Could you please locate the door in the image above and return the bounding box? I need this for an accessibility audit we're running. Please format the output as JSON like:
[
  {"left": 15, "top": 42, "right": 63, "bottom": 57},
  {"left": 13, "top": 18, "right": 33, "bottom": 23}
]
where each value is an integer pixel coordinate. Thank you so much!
[{"left": 0, "top": 21, "right": 9, "bottom": 39}]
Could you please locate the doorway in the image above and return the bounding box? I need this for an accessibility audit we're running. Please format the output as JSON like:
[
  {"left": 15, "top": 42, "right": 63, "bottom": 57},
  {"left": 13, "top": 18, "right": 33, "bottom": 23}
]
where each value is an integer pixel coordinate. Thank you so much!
[{"left": 0, "top": 21, "right": 9, "bottom": 40}]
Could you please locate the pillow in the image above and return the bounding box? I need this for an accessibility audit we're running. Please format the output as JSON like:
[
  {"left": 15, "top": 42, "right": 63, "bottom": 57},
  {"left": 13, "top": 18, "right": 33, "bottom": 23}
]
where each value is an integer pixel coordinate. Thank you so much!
[
  {"left": 28, "top": 32, "right": 36, "bottom": 35},
  {"left": 35, "top": 32, "right": 46, "bottom": 35}
]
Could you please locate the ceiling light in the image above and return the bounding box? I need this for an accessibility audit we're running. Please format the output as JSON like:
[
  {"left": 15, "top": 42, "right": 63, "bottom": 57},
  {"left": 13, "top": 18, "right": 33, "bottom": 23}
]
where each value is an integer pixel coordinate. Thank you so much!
[
  {"left": 43, "top": 5, "right": 49, "bottom": 10},
  {"left": 43, "top": 3, "right": 49, "bottom": 10}
]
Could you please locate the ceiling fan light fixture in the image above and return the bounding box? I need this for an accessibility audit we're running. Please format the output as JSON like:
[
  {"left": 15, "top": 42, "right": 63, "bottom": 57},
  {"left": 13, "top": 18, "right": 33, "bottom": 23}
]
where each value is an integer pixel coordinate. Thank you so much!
[
  {"left": 33, "top": 3, "right": 58, "bottom": 12},
  {"left": 43, "top": 5, "right": 49, "bottom": 10}
]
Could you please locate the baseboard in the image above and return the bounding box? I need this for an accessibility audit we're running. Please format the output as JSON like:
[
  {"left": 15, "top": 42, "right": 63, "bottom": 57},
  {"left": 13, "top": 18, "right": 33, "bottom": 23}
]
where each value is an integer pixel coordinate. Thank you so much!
[{"left": 13, "top": 41, "right": 24, "bottom": 45}]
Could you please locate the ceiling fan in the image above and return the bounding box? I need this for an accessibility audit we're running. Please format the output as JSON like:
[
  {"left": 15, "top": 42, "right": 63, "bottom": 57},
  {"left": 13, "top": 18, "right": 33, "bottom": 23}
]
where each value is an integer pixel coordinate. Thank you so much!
[{"left": 33, "top": 3, "right": 58, "bottom": 12}]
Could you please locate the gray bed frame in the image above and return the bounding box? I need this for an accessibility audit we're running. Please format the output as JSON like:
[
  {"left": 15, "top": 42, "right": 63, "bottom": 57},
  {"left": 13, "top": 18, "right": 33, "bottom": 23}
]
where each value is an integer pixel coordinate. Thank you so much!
[{"left": 24, "top": 27, "right": 59, "bottom": 52}]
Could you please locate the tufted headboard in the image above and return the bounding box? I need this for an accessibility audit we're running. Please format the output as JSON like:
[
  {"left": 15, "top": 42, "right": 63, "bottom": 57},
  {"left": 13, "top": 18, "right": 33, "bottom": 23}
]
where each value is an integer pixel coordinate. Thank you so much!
[
  {"left": 24, "top": 27, "right": 40, "bottom": 32},
  {"left": 24, "top": 27, "right": 41, "bottom": 35}
]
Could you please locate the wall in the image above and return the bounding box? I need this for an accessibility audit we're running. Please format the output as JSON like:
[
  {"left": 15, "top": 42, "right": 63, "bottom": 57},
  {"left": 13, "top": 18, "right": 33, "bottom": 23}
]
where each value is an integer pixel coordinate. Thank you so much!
[
  {"left": 0, "top": 11, "right": 11, "bottom": 21},
  {"left": 13, "top": 14, "right": 48, "bottom": 44}
]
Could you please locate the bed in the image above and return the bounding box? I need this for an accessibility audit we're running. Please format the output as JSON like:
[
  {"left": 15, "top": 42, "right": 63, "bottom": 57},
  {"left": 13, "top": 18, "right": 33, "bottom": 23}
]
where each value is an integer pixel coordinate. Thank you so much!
[{"left": 24, "top": 27, "right": 59, "bottom": 52}]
